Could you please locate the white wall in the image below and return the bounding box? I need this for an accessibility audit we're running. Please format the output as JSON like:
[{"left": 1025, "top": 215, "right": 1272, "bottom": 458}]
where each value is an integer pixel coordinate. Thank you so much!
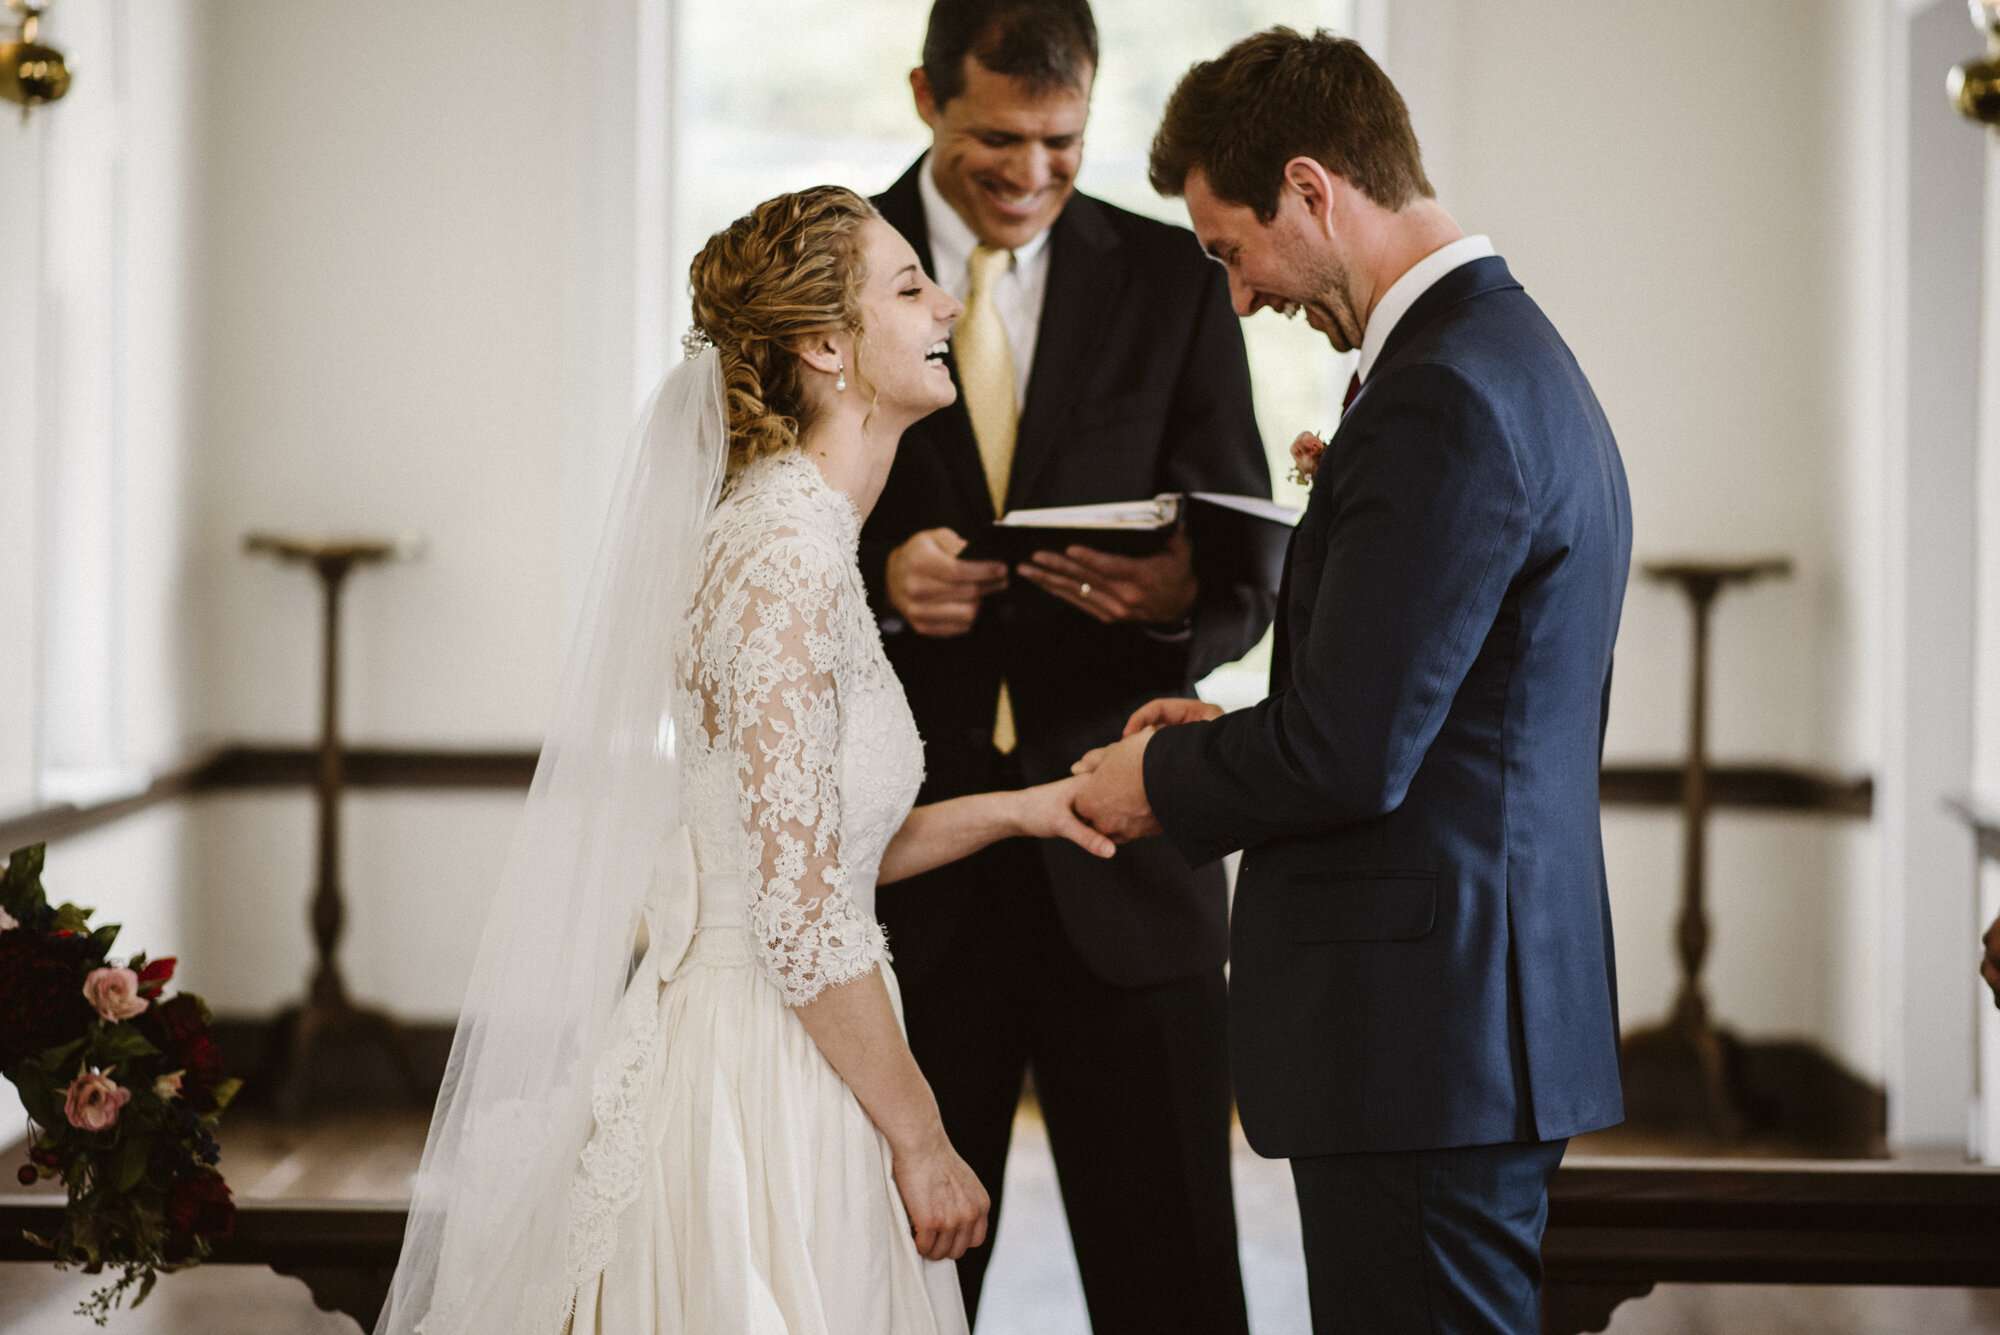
[
  {"left": 183, "top": 0, "right": 663, "bottom": 1019},
  {"left": 1376, "top": 0, "right": 1891, "bottom": 1081}
]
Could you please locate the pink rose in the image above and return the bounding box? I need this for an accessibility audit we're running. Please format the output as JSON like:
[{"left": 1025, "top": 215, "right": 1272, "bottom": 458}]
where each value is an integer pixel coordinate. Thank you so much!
[
  {"left": 82, "top": 966, "right": 148, "bottom": 1022},
  {"left": 0, "top": 907, "right": 16, "bottom": 932},
  {"left": 1289, "top": 431, "right": 1326, "bottom": 483},
  {"left": 153, "top": 1070, "right": 184, "bottom": 1101},
  {"left": 64, "top": 1071, "right": 131, "bottom": 1131}
]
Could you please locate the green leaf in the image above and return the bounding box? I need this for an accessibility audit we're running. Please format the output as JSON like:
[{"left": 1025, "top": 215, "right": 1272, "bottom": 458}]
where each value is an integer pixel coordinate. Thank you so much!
[
  {"left": 1, "top": 843, "right": 47, "bottom": 916},
  {"left": 52, "top": 902, "right": 96, "bottom": 934},
  {"left": 110, "top": 1137, "right": 147, "bottom": 1194},
  {"left": 210, "top": 1077, "right": 243, "bottom": 1112},
  {"left": 90, "top": 1028, "right": 160, "bottom": 1065},
  {"left": 15, "top": 1071, "right": 60, "bottom": 1129},
  {"left": 89, "top": 922, "right": 120, "bottom": 954},
  {"left": 39, "top": 1037, "right": 87, "bottom": 1074}
]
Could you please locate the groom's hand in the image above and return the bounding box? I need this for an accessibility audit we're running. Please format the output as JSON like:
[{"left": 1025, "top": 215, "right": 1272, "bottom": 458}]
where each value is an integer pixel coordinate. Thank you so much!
[
  {"left": 1124, "top": 696, "right": 1224, "bottom": 736},
  {"left": 1072, "top": 729, "right": 1163, "bottom": 843},
  {"left": 1017, "top": 529, "right": 1199, "bottom": 626}
]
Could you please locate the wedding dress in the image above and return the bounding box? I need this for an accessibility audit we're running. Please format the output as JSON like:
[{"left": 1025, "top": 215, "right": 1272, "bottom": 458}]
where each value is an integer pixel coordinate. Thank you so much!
[
  {"left": 374, "top": 351, "right": 966, "bottom": 1335},
  {"left": 564, "top": 448, "right": 968, "bottom": 1334}
]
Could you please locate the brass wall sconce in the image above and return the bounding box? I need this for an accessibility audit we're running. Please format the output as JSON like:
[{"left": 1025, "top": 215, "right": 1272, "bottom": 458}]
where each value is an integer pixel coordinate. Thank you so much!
[
  {"left": 1952, "top": 0, "right": 2000, "bottom": 124},
  {"left": 0, "top": 0, "right": 70, "bottom": 124}
]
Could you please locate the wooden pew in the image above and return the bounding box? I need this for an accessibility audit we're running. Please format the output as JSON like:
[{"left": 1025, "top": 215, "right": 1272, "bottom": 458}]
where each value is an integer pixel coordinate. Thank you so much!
[
  {"left": 1542, "top": 1157, "right": 2000, "bottom": 1332},
  {"left": 9, "top": 1156, "right": 2000, "bottom": 1333}
]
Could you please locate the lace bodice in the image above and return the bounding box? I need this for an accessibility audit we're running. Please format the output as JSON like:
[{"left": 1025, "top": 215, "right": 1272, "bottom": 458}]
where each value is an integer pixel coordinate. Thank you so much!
[{"left": 677, "top": 450, "right": 923, "bottom": 1006}]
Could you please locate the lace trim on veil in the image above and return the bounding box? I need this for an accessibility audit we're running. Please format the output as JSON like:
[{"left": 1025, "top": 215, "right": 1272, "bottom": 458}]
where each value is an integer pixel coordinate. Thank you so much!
[{"left": 561, "top": 940, "right": 671, "bottom": 1303}]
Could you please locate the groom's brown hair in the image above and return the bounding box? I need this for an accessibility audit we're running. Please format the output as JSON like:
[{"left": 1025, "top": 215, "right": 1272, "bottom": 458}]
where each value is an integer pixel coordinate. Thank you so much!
[{"left": 1149, "top": 28, "right": 1433, "bottom": 220}]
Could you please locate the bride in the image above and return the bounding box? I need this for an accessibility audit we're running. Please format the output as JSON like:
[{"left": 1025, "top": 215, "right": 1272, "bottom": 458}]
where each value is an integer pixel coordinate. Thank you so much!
[{"left": 375, "top": 186, "right": 1115, "bottom": 1335}]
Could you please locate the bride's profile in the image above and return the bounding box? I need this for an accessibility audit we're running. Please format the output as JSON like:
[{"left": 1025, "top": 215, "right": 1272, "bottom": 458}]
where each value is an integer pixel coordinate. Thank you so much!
[{"left": 374, "top": 185, "right": 1115, "bottom": 1335}]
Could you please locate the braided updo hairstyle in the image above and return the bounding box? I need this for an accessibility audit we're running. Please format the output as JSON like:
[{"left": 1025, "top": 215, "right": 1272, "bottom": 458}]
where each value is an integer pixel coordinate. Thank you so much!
[{"left": 688, "top": 185, "right": 877, "bottom": 472}]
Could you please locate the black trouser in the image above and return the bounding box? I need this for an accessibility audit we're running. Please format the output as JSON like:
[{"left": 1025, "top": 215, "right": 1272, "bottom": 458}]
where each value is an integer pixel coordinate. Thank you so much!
[
  {"left": 1290, "top": 1138, "right": 1569, "bottom": 1335},
  {"left": 896, "top": 835, "right": 1250, "bottom": 1334}
]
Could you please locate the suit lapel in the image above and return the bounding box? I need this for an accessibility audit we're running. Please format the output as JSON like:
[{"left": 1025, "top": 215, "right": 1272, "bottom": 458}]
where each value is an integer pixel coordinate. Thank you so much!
[
  {"left": 1279, "top": 258, "right": 1521, "bottom": 696},
  {"left": 1371, "top": 255, "right": 1521, "bottom": 376},
  {"left": 1269, "top": 527, "right": 1299, "bottom": 695},
  {"left": 875, "top": 160, "right": 1002, "bottom": 522},
  {"left": 1005, "top": 193, "right": 1123, "bottom": 511}
]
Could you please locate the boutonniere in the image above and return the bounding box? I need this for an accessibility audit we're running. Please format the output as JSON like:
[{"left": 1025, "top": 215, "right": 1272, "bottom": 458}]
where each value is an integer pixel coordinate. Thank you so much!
[{"left": 1288, "top": 429, "right": 1329, "bottom": 487}]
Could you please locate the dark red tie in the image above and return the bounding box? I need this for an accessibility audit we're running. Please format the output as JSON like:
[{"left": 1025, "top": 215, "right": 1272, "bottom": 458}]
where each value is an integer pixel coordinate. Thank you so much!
[{"left": 1343, "top": 371, "right": 1362, "bottom": 413}]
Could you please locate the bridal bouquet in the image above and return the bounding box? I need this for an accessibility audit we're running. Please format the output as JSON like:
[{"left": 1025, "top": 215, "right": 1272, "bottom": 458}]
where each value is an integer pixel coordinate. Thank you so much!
[{"left": 1, "top": 843, "right": 242, "bottom": 1323}]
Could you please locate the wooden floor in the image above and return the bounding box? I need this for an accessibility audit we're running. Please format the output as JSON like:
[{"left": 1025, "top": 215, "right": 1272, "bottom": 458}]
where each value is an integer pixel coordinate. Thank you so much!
[{"left": 4, "top": 1111, "right": 2000, "bottom": 1333}]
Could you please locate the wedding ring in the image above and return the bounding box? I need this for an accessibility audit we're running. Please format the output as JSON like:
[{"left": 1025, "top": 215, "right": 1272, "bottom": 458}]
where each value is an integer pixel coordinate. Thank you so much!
[{"left": 1079, "top": 582, "right": 1092, "bottom": 598}]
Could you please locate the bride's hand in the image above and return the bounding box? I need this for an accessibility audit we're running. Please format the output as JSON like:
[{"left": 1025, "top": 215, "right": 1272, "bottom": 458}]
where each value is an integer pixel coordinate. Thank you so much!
[
  {"left": 1014, "top": 777, "right": 1116, "bottom": 858},
  {"left": 891, "top": 1129, "right": 990, "bottom": 1261}
]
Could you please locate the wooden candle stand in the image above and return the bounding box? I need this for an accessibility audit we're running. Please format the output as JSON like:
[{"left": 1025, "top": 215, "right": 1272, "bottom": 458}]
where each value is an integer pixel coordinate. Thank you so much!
[
  {"left": 1620, "top": 557, "right": 1792, "bottom": 1141},
  {"left": 244, "top": 534, "right": 426, "bottom": 1119}
]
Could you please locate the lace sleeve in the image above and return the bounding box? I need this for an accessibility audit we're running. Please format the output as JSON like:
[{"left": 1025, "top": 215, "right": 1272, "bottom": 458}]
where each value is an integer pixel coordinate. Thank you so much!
[{"left": 713, "top": 528, "right": 888, "bottom": 1006}]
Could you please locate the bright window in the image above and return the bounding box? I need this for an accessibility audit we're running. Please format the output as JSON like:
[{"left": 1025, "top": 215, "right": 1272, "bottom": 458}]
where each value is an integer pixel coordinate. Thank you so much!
[{"left": 674, "top": 1, "right": 1358, "bottom": 701}]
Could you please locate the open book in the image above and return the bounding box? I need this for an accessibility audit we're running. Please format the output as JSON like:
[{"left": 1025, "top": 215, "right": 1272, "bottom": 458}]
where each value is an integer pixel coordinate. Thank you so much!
[{"left": 961, "top": 492, "right": 1301, "bottom": 592}]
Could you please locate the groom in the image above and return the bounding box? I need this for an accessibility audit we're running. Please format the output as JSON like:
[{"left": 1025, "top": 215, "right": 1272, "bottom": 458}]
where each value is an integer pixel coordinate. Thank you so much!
[{"left": 1075, "top": 29, "right": 1630, "bottom": 1335}]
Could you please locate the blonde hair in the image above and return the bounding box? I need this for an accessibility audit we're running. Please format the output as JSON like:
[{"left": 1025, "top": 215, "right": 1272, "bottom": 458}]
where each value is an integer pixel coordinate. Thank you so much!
[{"left": 689, "top": 186, "right": 877, "bottom": 471}]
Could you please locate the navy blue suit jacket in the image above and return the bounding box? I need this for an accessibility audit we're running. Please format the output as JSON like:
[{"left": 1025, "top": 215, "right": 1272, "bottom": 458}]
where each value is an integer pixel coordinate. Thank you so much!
[{"left": 1144, "top": 256, "right": 1631, "bottom": 1157}]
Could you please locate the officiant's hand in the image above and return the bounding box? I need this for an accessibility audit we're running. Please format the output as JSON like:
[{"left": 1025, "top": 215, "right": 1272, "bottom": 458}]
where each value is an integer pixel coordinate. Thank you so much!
[
  {"left": 887, "top": 528, "right": 1009, "bottom": 637},
  {"left": 1124, "top": 697, "right": 1225, "bottom": 736},
  {"left": 1070, "top": 728, "right": 1163, "bottom": 842},
  {"left": 1018, "top": 529, "right": 1199, "bottom": 626}
]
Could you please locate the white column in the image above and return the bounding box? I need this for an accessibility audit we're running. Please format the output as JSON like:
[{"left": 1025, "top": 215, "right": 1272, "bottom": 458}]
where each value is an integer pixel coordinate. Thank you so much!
[
  {"left": 1974, "top": 100, "right": 2000, "bottom": 1164},
  {"left": 36, "top": 0, "right": 131, "bottom": 795},
  {"left": 1886, "top": 0, "right": 1987, "bottom": 1153},
  {"left": 0, "top": 100, "right": 47, "bottom": 813}
]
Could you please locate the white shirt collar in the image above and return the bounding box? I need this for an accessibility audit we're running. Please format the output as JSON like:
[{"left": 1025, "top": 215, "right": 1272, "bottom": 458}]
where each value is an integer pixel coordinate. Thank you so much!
[
  {"left": 1355, "top": 234, "right": 1495, "bottom": 383},
  {"left": 918, "top": 153, "right": 1055, "bottom": 277}
]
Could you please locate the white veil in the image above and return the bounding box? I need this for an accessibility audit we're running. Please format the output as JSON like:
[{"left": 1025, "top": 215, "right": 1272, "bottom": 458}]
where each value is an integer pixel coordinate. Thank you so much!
[{"left": 375, "top": 347, "right": 728, "bottom": 1334}]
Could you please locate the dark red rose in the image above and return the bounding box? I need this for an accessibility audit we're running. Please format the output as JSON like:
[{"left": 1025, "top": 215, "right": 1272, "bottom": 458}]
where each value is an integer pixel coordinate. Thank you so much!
[
  {"left": 0, "top": 930, "right": 93, "bottom": 1067},
  {"left": 150, "top": 993, "right": 207, "bottom": 1045},
  {"left": 146, "top": 994, "right": 227, "bottom": 1112},
  {"left": 177, "top": 1036, "right": 226, "bottom": 1112},
  {"left": 165, "top": 1167, "right": 233, "bottom": 1238}
]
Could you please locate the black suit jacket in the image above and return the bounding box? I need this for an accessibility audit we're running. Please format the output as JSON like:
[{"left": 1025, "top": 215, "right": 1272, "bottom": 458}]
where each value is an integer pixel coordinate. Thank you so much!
[
  {"left": 1146, "top": 257, "right": 1631, "bottom": 1156},
  {"left": 865, "top": 161, "right": 1273, "bottom": 987}
]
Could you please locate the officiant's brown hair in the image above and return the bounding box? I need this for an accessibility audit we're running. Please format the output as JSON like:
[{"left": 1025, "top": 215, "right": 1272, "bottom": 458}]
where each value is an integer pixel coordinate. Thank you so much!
[
  {"left": 921, "top": 0, "right": 1097, "bottom": 105},
  {"left": 689, "top": 186, "right": 875, "bottom": 471},
  {"left": 1149, "top": 28, "right": 1433, "bottom": 221}
]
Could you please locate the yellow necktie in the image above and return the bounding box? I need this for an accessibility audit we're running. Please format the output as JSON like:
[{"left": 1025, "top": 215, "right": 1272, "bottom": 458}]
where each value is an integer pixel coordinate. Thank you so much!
[{"left": 959, "top": 244, "right": 1020, "bottom": 754}]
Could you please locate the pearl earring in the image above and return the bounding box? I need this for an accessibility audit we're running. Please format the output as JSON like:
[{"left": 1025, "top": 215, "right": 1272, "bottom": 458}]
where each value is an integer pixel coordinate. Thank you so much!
[{"left": 836, "top": 364, "right": 846, "bottom": 392}]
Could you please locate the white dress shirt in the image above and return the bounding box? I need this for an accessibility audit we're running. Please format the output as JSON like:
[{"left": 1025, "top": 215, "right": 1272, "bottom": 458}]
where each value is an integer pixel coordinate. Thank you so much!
[
  {"left": 1355, "top": 234, "right": 1496, "bottom": 384},
  {"left": 919, "top": 154, "right": 1053, "bottom": 410}
]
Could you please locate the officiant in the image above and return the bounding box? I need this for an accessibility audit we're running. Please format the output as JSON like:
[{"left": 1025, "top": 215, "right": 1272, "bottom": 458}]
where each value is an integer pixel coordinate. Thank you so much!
[{"left": 858, "top": 1, "right": 1273, "bottom": 1329}]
